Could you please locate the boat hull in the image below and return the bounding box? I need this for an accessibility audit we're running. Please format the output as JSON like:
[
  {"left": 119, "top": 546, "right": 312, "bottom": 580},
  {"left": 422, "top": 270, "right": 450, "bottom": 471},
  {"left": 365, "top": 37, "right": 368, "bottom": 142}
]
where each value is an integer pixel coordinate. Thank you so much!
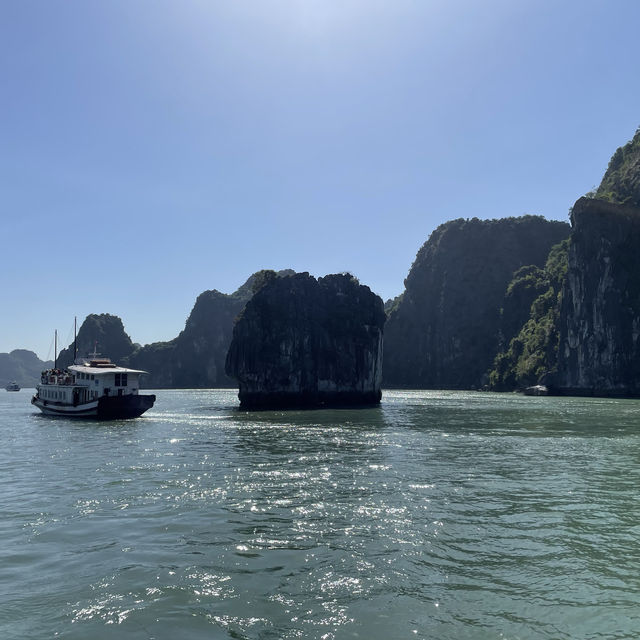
[
  {"left": 32, "top": 394, "right": 156, "bottom": 419},
  {"left": 97, "top": 394, "right": 156, "bottom": 419}
]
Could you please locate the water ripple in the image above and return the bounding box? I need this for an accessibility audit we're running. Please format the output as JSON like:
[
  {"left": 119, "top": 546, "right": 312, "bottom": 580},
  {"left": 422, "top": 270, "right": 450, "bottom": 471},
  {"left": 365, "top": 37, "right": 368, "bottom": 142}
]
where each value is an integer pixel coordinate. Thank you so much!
[{"left": 2, "top": 390, "right": 640, "bottom": 638}]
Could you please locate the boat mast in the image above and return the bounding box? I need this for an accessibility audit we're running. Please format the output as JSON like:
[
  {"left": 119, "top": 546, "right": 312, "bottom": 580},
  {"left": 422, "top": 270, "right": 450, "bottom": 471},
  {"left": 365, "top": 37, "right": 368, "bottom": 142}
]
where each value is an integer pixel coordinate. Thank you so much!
[
  {"left": 73, "top": 316, "right": 77, "bottom": 364},
  {"left": 54, "top": 330, "right": 58, "bottom": 369}
]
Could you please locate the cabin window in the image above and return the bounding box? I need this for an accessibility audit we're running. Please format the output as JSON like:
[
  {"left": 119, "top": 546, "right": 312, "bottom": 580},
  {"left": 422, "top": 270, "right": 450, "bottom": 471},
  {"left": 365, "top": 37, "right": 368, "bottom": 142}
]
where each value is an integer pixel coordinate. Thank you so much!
[
  {"left": 115, "top": 373, "right": 128, "bottom": 387},
  {"left": 115, "top": 373, "right": 120, "bottom": 386},
  {"left": 91, "top": 375, "right": 95, "bottom": 380}
]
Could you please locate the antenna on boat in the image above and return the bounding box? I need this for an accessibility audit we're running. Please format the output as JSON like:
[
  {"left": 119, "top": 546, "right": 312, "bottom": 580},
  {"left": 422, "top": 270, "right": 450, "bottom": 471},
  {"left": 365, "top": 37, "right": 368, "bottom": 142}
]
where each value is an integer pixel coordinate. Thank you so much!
[
  {"left": 54, "top": 329, "right": 58, "bottom": 369},
  {"left": 73, "top": 317, "right": 77, "bottom": 364}
]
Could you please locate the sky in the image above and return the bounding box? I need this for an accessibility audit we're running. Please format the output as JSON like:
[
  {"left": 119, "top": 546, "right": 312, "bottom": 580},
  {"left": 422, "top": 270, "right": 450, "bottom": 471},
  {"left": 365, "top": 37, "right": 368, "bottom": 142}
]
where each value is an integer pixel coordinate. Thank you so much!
[{"left": 2, "top": 0, "right": 640, "bottom": 360}]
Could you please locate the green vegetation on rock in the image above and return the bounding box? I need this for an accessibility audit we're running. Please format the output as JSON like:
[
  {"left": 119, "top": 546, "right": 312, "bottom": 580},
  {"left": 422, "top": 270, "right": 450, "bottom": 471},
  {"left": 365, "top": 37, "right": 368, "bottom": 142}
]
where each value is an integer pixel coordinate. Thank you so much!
[
  {"left": 489, "top": 240, "right": 569, "bottom": 390},
  {"left": 595, "top": 127, "right": 640, "bottom": 207}
]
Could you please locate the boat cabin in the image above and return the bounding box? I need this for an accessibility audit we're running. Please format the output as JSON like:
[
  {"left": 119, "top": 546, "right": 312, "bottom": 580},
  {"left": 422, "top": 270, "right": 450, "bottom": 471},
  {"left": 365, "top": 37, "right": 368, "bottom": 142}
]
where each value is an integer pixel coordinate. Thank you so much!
[{"left": 38, "top": 358, "right": 147, "bottom": 405}]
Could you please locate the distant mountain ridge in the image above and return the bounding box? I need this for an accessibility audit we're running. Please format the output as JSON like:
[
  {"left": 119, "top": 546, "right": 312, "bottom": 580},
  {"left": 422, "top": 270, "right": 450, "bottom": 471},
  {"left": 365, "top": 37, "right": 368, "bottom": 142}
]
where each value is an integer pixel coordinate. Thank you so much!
[
  {"left": 0, "top": 350, "right": 53, "bottom": 388},
  {"left": 53, "top": 270, "right": 295, "bottom": 388}
]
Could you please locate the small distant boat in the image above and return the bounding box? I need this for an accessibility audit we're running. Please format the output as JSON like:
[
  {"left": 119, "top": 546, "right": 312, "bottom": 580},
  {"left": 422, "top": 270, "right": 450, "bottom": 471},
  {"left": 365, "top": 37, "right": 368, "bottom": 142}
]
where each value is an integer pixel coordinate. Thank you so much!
[
  {"left": 523, "top": 384, "right": 548, "bottom": 396},
  {"left": 5, "top": 381, "right": 20, "bottom": 392},
  {"left": 31, "top": 356, "right": 155, "bottom": 419}
]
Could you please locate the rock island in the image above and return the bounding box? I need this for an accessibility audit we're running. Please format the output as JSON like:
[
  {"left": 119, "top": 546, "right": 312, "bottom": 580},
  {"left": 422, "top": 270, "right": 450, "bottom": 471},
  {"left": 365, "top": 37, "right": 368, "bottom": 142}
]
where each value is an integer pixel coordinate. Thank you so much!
[{"left": 225, "top": 272, "right": 385, "bottom": 409}]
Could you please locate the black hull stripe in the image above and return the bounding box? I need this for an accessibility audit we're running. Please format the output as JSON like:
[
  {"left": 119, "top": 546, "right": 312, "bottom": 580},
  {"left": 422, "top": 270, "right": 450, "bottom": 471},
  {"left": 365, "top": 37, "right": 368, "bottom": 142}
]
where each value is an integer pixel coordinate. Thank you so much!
[{"left": 33, "top": 394, "right": 155, "bottom": 419}]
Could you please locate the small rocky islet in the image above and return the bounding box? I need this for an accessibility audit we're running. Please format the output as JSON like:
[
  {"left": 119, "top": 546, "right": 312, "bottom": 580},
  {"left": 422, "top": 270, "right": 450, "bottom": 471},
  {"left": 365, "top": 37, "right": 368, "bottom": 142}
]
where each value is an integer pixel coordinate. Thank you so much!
[
  {"left": 6, "top": 127, "right": 640, "bottom": 402},
  {"left": 225, "top": 272, "right": 385, "bottom": 409}
]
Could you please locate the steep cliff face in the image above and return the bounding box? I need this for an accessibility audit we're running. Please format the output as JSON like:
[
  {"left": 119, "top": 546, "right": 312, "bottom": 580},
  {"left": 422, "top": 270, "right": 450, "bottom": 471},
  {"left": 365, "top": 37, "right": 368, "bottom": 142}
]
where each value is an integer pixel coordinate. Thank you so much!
[
  {"left": 130, "top": 288, "right": 250, "bottom": 388},
  {"left": 554, "top": 197, "right": 640, "bottom": 395},
  {"left": 126, "top": 341, "right": 176, "bottom": 388},
  {"left": 384, "top": 216, "right": 570, "bottom": 389},
  {"left": 225, "top": 272, "right": 385, "bottom": 408},
  {"left": 128, "top": 288, "right": 245, "bottom": 388},
  {"left": 128, "top": 270, "right": 294, "bottom": 388},
  {"left": 56, "top": 314, "right": 135, "bottom": 369}
]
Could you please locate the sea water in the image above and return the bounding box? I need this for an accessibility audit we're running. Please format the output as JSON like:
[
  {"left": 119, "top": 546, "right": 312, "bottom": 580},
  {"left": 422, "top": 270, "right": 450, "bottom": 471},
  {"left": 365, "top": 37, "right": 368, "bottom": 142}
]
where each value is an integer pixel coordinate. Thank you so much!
[{"left": 2, "top": 389, "right": 640, "bottom": 639}]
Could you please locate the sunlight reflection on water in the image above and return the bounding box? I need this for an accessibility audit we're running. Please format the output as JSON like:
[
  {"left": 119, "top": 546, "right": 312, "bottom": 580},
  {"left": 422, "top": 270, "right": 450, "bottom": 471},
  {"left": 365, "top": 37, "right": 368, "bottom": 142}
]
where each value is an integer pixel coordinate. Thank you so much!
[{"left": 2, "top": 389, "right": 640, "bottom": 639}]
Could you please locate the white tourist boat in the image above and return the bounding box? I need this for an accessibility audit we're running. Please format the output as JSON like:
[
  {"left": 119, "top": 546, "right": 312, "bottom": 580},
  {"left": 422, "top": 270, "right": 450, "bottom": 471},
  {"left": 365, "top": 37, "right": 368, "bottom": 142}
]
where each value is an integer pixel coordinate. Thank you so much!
[
  {"left": 5, "top": 381, "right": 20, "bottom": 392},
  {"left": 31, "top": 356, "right": 155, "bottom": 419}
]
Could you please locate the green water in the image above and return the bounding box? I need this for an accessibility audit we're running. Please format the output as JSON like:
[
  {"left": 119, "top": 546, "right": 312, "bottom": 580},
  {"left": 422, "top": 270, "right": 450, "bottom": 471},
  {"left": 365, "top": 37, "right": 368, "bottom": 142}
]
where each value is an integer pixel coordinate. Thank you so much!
[{"left": 2, "top": 389, "right": 640, "bottom": 639}]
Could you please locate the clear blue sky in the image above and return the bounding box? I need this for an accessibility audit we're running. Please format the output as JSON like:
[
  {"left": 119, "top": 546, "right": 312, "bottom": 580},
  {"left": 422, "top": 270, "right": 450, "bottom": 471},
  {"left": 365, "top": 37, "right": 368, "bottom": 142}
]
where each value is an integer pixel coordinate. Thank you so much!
[{"left": 2, "top": 0, "right": 640, "bottom": 359}]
